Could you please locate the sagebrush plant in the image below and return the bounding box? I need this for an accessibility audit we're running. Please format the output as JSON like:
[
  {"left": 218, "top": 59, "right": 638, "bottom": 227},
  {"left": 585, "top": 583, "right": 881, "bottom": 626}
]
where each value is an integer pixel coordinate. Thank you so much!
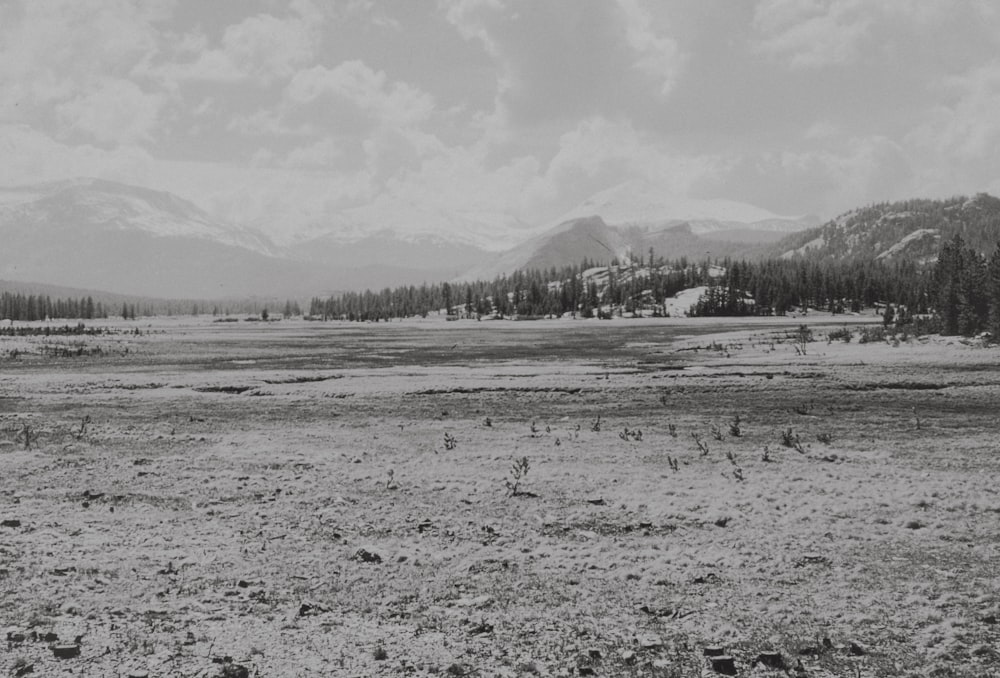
[
  {"left": 618, "top": 426, "right": 642, "bottom": 442},
  {"left": 666, "top": 455, "right": 679, "bottom": 472},
  {"left": 780, "top": 427, "right": 806, "bottom": 453},
  {"left": 692, "top": 432, "right": 709, "bottom": 456},
  {"left": 728, "top": 414, "right": 743, "bottom": 438},
  {"left": 504, "top": 456, "right": 531, "bottom": 497},
  {"left": 827, "top": 326, "right": 852, "bottom": 343},
  {"left": 667, "top": 422, "right": 677, "bottom": 437},
  {"left": 590, "top": 415, "right": 601, "bottom": 432},
  {"left": 710, "top": 424, "right": 723, "bottom": 441},
  {"left": 443, "top": 432, "right": 457, "bottom": 450}
]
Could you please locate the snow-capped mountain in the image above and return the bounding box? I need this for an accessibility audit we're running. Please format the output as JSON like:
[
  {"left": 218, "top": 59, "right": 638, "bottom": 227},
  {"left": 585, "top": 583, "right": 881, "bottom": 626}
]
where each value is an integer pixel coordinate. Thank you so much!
[
  {"left": 0, "top": 178, "right": 492, "bottom": 298},
  {"left": 0, "top": 178, "right": 276, "bottom": 256},
  {"left": 462, "top": 182, "right": 819, "bottom": 279},
  {"left": 550, "top": 180, "right": 818, "bottom": 239}
]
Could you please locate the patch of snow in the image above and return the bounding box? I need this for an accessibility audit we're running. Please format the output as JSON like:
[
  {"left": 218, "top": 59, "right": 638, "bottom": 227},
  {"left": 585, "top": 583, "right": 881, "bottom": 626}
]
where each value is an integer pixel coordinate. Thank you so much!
[
  {"left": 780, "top": 236, "right": 825, "bottom": 259},
  {"left": 663, "top": 286, "right": 709, "bottom": 317},
  {"left": 876, "top": 229, "right": 940, "bottom": 260}
]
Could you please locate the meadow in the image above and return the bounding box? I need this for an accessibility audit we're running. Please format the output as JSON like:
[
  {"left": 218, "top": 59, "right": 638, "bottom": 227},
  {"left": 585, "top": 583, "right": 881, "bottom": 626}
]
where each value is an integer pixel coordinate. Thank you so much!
[{"left": 1, "top": 316, "right": 998, "bottom": 677}]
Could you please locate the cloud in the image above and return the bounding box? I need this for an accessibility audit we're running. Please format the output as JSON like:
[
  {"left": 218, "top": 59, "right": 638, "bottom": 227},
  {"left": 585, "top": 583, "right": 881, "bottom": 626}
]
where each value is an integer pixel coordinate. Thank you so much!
[
  {"left": 0, "top": 0, "right": 166, "bottom": 128},
  {"left": 286, "top": 61, "right": 435, "bottom": 128},
  {"left": 692, "top": 135, "right": 914, "bottom": 216},
  {"left": 442, "top": 0, "right": 684, "bottom": 126},
  {"left": 751, "top": 0, "right": 873, "bottom": 69},
  {"left": 56, "top": 79, "right": 164, "bottom": 145},
  {"left": 153, "top": 7, "right": 322, "bottom": 84}
]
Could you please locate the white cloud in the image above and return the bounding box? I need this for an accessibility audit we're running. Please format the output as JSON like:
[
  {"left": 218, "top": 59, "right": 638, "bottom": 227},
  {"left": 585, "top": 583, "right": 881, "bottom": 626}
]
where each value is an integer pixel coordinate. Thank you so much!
[
  {"left": 57, "top": 79, "right": 164, "bottom": 145},
  {"left": 153, "top": 8, "right": 321, "bottom": 84},
  {"left": 752, "top": 0, "right": 872, "bottom": 69},
  {"left": 286, "top": 62, "right": 435, "bottom": 128},
  {"left": 617, "top": 0, "right": 684, "bottom": 96}
]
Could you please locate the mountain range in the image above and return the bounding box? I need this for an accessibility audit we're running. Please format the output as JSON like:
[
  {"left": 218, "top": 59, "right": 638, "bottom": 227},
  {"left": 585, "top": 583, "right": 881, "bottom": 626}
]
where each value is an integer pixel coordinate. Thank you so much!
[{"left": 1, "top": 178, "right": 997, "bottom": 301}]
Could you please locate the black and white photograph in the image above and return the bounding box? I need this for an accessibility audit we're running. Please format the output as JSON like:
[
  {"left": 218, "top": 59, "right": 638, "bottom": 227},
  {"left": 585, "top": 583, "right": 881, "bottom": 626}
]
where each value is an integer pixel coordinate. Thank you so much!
[{"left": 2, "top": 1, "right": 1000, "bottom": 676}]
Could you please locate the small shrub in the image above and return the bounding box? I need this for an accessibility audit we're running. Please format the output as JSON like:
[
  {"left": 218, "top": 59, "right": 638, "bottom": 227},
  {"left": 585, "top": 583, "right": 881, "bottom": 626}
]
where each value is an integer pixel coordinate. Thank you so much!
[
  {"left": 816, "top": 432, "right": 833, "bottom": 444},
  {"left": 728, "top": 415, "right": 743, "bottom": 438},
  {"left": 666, "top": 455, "right": 679, "bottom": 472},
  {"left": 859, "top": 325, "right": 888, "bottom": 344},
  {"left": 780, "top": 427, "right": 805, "bottom": 453},
  {"left": 710, "top": 424, "right": 723, "bottom": 441},
  {"left": 827, "top": 326, "right": 853, "bottom": 343},
  {"left": 667, "top": 422, "right": 677, "bottom": 437},
  {"left": 692, "top": 433, "right": 709, "bottom": 456},
  {"left": 443, "top": 433, "right": 457, "bottom": 450},
  {"left": 619, "top": 427, "right": 642, "bottom": 442},
  {"left": 504, "top": 456, "right": 531, "bottom": 497},
  {"left": 484, "top": 416, "right": 492, "bottom": 427},
  {"left": 760, "top": 445, "right": 773, "bottom": 462},
  {"left": 590, "top": 415, "right": 602, "bottom": 432}
]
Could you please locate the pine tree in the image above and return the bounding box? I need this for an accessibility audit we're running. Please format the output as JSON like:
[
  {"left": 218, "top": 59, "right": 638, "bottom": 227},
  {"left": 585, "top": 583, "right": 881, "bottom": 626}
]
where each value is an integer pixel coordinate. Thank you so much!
[{"left": 988, "top": 244, "right": 1000, "bottom": 340}]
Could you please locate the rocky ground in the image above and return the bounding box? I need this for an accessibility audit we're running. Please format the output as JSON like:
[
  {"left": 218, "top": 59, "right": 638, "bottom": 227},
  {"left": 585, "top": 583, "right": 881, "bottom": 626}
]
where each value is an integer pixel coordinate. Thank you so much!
[{"left": 1, "top": 316, "right": 998, "bottom": 677}]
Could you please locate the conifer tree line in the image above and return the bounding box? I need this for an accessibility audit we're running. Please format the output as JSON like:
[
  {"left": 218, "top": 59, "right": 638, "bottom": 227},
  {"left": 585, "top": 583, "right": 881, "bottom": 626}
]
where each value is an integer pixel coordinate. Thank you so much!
[
  {"left": 309, "top": 254, "right": 932, "bottom": 323},
  {"left": 931, "top": 234, "right": 1000, "bottom": 337},
  {"left": 0, "top": 289, "right": 303, "bottom": 322},
  {"left": 0, "top": 292, "right": 108, "bottom": 321}
]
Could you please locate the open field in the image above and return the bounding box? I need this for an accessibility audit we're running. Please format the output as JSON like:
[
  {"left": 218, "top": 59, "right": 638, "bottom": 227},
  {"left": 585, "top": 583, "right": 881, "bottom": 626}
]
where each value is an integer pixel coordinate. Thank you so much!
[{"left": 1, "top": 316, "right": 999, "bottom": 677}]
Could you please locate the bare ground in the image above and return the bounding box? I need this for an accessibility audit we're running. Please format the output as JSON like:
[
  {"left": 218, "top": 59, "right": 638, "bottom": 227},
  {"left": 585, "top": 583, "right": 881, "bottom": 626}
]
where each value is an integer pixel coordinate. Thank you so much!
[{"left": 1, "top": 316, "right": 998, "bottom": 677}]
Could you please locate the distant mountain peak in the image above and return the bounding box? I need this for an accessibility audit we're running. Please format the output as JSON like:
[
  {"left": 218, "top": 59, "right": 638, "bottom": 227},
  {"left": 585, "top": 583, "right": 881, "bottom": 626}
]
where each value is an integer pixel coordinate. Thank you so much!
[{"left": 554, "top": 179, "right": 791, "bottom": 228}]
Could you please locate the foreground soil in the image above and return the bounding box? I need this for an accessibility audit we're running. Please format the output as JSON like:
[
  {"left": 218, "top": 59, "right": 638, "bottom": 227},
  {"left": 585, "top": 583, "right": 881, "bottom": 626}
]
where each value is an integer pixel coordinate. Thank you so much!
[{"left": 1, "top": 316, "right": 998, "bottom": 677}]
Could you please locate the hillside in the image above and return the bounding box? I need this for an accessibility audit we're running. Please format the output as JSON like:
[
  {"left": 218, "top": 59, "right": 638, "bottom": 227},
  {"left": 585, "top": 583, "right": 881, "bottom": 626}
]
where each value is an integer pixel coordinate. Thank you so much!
[
  {"left": 773, "top": 193, "right": 1000, "bottom": 263},
  {"left": 463, "top": 181, "right": 814, "bottom": 279},
  {"left": 0, "top": 179, "right": 489, "bottom": 298}
]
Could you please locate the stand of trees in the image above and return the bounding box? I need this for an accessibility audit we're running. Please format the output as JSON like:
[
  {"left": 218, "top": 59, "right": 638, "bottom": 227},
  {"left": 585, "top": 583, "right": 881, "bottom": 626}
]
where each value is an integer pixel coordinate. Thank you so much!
[
  {"left": 0, "top": 292, "right": 107, "bottom": 321},
  {"left": 309, "top": 255, "right": 931, "bottom": 323},
  {"left": 931, "top": 234, "right": 1000, "bottom": 337}
]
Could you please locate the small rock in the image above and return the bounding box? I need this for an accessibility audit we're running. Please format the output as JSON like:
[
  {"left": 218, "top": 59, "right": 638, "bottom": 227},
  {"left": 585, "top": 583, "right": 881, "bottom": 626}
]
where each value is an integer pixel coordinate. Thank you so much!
[
  {"left": 587, "top": 648, "right": 602, "bottom": 659},
  {"left": 848, "top": 641, "right": 867, "bottom": 656},
  {"left": 756, "top": 650, "right": 785, "bottom": 668},
  {"left": 128, "top": 672, "right": 150, "bottom": 678},
  {"left": 577, "top": 668, "right": 595, "bottom": 676},
  {"left": 703, "top": 646, "right": 726, "bottom": 657},
  {"left": 465, "top": 620, "right": 493, "bottom": 635},
  {"left": 708, "top": 655, "right": 736, "bottom": 675},
  {"left": 652, "top": 658, "right": 671, "bottom": 669},
  {"left": 982, "top": 613, "right": 997, "bottom": 624},
  {"left": 586, "top": 497, "right": 605, "bottom": 506},
  {"left": 353, "top": 548, "right": 382, "bottom": 564},
  {"left": 218, "top": 665, "right": 250, "bottom": 678},
  {"left": 714, "top": 516, "right": 729, "bottom": 528},
  {"left": 638, "top": 634, "right": 663, "bottom": 650},
  {"left": 51, "top": 644, "right": 80, "bottom": 659},
  {"left": 41, "top": 631, "right": 59, "bottom": 642},
  {"left": 620, "top": 650, "right": 636, "bottom": 665},
  {"left": 1, "top": 519, "right": 21, "bottom": 528},
  {"left": 14, "top": 663, "right": 33, "bottom": 677}
]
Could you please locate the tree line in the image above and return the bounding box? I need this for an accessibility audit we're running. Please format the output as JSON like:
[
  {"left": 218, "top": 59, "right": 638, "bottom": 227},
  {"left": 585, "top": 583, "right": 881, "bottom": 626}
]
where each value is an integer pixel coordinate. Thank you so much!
[
  {"left": 931, "top": 234, "right": 1000, "bottom": 337},
  {"left": 308, "top": 254, "right": 931, "bottom": 323},
  {"left": 0, "top": 292, "right": 108, "bottom": 321}
]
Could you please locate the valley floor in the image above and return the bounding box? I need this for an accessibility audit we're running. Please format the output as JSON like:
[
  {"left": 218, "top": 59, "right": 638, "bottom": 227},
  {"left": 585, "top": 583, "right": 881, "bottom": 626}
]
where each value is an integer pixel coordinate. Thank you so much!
[{"left": 1, "top": 317, "right": 998, "bottom": 677}]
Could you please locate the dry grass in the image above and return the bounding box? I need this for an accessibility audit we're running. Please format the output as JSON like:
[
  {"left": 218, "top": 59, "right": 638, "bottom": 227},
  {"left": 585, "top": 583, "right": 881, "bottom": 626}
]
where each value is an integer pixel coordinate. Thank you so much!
[{"left": 0, "top": 316, "right": 998, "bottom": 677}]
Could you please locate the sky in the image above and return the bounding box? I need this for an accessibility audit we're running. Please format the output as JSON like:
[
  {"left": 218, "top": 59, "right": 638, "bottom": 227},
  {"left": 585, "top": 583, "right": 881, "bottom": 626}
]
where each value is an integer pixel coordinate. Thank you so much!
[{"left": 2, "top": 0, "right": 1000, "bottom": 244}]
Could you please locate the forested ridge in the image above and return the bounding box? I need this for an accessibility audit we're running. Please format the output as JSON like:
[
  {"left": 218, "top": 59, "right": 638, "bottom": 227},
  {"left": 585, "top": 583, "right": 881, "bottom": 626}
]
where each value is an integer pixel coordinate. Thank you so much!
[{"left": 308, "top": 255, "right": 930, "bottom": 322}]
